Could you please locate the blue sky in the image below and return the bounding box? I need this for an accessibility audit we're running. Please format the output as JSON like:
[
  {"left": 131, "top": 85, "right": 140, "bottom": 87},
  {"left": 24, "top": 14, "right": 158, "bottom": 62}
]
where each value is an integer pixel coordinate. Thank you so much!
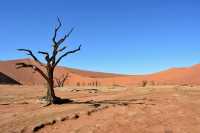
[{"left": 1, "top": 0, "right": 200, "bottom": 74}]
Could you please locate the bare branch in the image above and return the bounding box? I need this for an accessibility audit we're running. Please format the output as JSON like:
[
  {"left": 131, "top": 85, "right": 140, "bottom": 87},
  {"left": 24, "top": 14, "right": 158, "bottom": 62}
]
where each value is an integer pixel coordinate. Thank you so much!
[
  {"left": 17, "top": 49, "right": 43, "bottom": 66},
  {"left": 16, "top": 62, "right": 49, "bottom": 82},
  {"left": 66, "top": 27, "right": 74, "bottom": 38},
  {"left": 50, "top": 17, "right": 63, "bottom": 63},
  {"left": 57, "top": 46, "right": 66, "bottom": 52},
  {"left": 62, "top": 74, "right": 69, "bottom": 86},
  {"left": 57, "top": 28, "right": 74, "bottom": 46},
  {"left": 52, "top": 17, "right": 62, "bottom": 44},
  {"left": 54, "top": 45, "right": 81, "bottom": 67},
  {"left": 38, "top": 51, "right": 50, "bottom": 62},
  {"left": 51, "top": 18, "right": 74, "bottom": 65},
  {"left": 57, "top": 35, "right": 66, "bottom": 46},
  {"left": 38, "top": 51, "right": 48, "bottom": 55}
]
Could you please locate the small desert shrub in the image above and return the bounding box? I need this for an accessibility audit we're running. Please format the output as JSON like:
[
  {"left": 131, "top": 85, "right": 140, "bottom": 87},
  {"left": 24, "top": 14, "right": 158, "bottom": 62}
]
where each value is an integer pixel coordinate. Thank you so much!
[
  {"left": 77, "top": 82, "right": 80, "bottom": 86},
  {"left": 142, "top": 80, "right": 148, "bottom": 87}
]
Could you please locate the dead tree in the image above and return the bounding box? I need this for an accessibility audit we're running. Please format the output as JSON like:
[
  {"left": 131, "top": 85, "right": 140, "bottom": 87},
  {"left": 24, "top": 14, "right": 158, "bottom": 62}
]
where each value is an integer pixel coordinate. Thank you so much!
[
  {"left": 16, "top": 17, "right": 81, "bottom": 104},
  {"left": 55, "top": 73, "right": 69, "bottom": 87},
  {"left": 77, "top": 82, "right": 80, "bottom": 86}
]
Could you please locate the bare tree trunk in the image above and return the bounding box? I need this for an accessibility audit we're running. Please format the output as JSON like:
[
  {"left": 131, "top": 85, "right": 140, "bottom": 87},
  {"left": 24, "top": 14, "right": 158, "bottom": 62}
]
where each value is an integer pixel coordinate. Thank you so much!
[{"left": 46, "top": 68, "right": 56, "bottom": 103}]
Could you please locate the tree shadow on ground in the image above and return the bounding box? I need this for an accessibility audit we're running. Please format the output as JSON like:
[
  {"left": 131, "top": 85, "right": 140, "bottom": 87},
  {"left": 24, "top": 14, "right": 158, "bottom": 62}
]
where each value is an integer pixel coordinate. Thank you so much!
[{"left": 55, "top": 97, "right": 155, "bottom": 106}]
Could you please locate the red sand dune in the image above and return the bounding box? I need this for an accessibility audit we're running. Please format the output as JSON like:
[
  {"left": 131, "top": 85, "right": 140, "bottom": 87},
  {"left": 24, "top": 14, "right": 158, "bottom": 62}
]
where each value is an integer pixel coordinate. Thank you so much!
[{"left": 0, "top": 58, "right": 200, "bottom": 86}]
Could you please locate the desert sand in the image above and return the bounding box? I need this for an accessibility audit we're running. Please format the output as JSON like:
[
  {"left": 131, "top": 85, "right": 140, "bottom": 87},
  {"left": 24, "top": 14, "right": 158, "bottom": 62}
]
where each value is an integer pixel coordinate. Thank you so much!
[{"left": 1, "top": 85, "right": 200, "bottom": 133}]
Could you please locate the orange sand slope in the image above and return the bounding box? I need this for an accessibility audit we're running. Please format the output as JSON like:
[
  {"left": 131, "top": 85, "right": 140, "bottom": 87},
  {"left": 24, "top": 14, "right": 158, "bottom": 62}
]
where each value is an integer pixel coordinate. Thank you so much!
[{"left": 1, "top": 58, "right": 200, "bottom": 86}]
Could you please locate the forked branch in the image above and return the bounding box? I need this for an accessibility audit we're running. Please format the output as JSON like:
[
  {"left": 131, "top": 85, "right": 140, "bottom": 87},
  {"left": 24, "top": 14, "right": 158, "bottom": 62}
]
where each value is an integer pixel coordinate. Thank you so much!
[
  {"left": 57, "top": 28, "right": 74, "bottom": 46},
  {"left": 51, "top": 18, "right": 76, "bottom": 66},
  {"left": 55, "top": 73, "right": 69, "bottom": 87},
  {"left": 38, "top": 51, "right": 50, "bottom": 62}
]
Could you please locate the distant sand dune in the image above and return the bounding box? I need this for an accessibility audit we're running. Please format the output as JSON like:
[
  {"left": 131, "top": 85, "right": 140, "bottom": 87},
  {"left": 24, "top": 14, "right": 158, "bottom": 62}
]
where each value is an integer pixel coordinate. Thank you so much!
[{"left": 1, "top": 58, "right": 200, "bottom": 86}]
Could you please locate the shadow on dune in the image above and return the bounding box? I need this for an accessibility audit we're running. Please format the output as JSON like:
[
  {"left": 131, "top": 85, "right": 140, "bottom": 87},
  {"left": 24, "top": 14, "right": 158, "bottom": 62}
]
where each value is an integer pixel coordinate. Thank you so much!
[{"left": 0, "top": 72, "right": 22, "bottom": 85}]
